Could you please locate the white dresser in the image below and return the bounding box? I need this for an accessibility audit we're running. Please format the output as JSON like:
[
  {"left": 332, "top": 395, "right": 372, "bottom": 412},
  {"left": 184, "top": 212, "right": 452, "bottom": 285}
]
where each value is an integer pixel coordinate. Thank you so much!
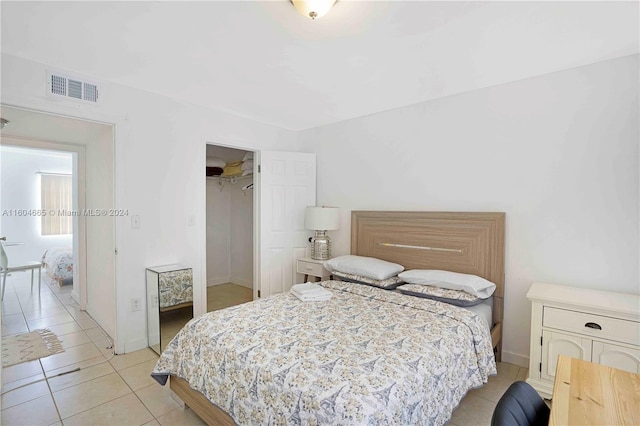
[{"left": 526, "top": 282, "right": 640, "bottom": 398}]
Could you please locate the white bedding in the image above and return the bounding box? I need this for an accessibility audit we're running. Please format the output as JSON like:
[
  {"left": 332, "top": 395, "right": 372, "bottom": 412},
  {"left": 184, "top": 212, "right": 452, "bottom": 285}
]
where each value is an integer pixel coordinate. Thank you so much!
[{"left": 465, "top": 297, "right": 493, "bottom": 329}]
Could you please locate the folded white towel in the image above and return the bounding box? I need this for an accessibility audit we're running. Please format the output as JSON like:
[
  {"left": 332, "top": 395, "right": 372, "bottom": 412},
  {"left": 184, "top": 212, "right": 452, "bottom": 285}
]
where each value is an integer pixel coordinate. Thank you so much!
[
  {"left": 291, "top": 283, "right": 332, "bottom": 301},
  {"left": 291, "top": 289, "right": 332, "bottom": 302},
  {"left": 242, "top": 152, "right": 254, "bottom": 162},
  {"left": 291, "top": 283, "right": 326, "bottom": 295}
]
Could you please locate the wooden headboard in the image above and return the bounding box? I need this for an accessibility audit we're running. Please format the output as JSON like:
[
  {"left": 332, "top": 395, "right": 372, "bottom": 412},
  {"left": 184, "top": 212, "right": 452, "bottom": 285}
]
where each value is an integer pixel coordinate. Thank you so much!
[{"left": 351, "top": 211, "right": 506, "bottom": 359}]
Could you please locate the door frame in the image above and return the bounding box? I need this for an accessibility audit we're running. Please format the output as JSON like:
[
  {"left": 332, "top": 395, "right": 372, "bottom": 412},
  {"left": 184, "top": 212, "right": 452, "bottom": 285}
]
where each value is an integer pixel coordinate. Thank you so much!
[
  {"left": 200, "top": 139, "right": 259, "bottom": 317},
  {"left": 1, "top": 103, "right": 123, "bottom": 352}
]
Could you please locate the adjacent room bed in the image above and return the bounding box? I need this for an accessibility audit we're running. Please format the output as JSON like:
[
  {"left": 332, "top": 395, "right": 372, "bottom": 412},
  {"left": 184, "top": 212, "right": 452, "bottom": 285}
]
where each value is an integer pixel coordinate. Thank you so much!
[
  {"left": 41, "top": 246, "right": 73, "bottom": 286},
  {"left": 152, "top": 211, "right": 506, "bottom": 425}
]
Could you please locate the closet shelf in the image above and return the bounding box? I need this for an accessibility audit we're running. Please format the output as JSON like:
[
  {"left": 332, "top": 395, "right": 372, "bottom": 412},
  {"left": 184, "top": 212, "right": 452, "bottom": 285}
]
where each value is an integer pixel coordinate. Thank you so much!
[
  {"left": 206, "top": 174, "right": 252, "bottom": 183},
  {"left": 207, "top": 174, "right": 253, "bottom": 192}
]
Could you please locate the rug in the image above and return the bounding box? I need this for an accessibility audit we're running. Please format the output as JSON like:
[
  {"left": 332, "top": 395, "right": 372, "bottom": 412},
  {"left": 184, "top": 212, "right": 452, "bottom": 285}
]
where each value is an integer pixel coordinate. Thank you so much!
[{"left": 2, "top": 328, "right": 65, "bottom": 367}]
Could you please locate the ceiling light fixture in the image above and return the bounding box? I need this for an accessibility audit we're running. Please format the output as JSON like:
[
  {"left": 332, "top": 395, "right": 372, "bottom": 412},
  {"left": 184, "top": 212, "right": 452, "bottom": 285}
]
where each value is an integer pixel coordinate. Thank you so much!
[{"left": 291, "top": 0, "right": 337, "bottom": 20}]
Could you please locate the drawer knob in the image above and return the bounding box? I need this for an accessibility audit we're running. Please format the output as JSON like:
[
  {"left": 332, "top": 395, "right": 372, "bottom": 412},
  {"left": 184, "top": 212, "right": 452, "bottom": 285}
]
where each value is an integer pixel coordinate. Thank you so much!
[{"left": 585, "top": 322, "right": 602, "bottom": 330}]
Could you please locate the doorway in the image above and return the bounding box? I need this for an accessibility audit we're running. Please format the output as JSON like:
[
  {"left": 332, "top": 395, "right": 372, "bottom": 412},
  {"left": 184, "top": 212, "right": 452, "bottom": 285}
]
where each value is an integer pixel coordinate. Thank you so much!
[
  {"left": 205, "top": 144, "right": 255, "bottom": 312},
  {"left": 0, "top": 105, "right": 117, "bottom": 342},
  {"left": 0, "top": 146, "right": 76, "bottom": 292}
]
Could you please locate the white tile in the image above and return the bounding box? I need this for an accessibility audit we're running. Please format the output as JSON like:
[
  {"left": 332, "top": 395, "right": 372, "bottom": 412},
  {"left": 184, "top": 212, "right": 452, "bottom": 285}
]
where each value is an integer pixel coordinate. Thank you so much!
[
  {"left": 53, "top": 372, "right": 132, "bottom": 419},
  {"left": 64, "top": 305, "right": 91, "bottom": 321},
  {"left": 157, "top": 407, "right": 207, "bottom": 426},
  {"left": 109, "top": 348, "right": 158, "bottom": 371},
  {"left": 1, "top": 313, "right": 26, "bottom": 326},
  {"left": 62, "top": 393, "right": 154, "bottom": 426},
  {"left": 449, "top": 393, "right": 497, "bottom": 426},
  {"left": 45, "top": 321, "right": 84, "bottom": 336},
  {"left": 469, "top": 374, "right": 518, "bottom": 403},
  {"left": 1, "top": 360, "right": 43, "bottom": 384},
  {"left": 516, "top": 367, "right": 529, "bottom": 381},
  {"left": 0, "top": 393, "right": 60, "bottom": 426},
  {"left": 496, "top": 361, "right": 520, "bottom": 380},
  {"left": 1, "top": 322, "right": 29, "bottom": 335},
  {"left": 119, "top": 358, "right": 161, "bottom": 391},
  {"left": 84, "top": 326, "right": 114, "bottom": 347},
  {"left": 27, "top": 312, "right": 75, "bottom": 330},
  {"left": 1, "top": 303, "right": 23, "bottom": 316},
  {"left": 75, "top": 317, "right": 99, "bottom": 330},
  {"left": 58, "top": 330, "right": 91, "bottom": 349},
  {"left": 136, "top": 383, "right": 182, "bottom": 418},
  {"left": 1, "top": 372, "right": 45, "bottom": 394},
  {"left": 22, "top": 306, "right": 70, "bottom": 321},
  {"left": 0, "top": 379, "right": 50, "bottom": 409},
  {"left": 46, "top": 359, "right": 115, "bottom": 392},
  {"left": 40, "top": 341, "right": 103, "bottom": 372}
]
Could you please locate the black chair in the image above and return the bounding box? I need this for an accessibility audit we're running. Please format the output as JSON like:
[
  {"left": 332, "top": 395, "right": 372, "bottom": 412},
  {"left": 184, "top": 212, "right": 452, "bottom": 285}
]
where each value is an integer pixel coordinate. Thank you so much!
[{"left": 491, "top": 381, "right": 550, "bottom": 426}]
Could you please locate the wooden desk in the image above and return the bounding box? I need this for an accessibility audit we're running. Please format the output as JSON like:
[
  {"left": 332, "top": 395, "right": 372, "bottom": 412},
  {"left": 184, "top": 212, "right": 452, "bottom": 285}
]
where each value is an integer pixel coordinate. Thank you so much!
[{"left": 550, "top": 355, "right": 640, "bottom": 426}]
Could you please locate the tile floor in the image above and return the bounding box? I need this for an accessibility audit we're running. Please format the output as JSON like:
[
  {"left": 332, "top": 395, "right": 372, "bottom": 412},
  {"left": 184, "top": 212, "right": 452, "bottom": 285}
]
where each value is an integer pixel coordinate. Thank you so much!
[{"left": 2, "top": 274, "right": 527, "bottom": 425}]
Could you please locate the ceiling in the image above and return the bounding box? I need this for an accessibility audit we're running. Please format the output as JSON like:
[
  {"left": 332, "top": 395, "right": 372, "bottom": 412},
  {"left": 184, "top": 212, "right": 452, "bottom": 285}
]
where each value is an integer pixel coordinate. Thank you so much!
[{"left": 1, "top": 1, "right": 638, "bottom": 131}]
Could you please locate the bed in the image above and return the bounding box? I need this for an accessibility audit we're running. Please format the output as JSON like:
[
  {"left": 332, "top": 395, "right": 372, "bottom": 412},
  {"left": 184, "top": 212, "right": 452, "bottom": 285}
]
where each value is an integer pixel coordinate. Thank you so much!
[
  {"left": 41, "top": 247, "right": 73, "bottom": 286},
  {"left": 152, "top": 211, "right": 505, "bottom": 425}
]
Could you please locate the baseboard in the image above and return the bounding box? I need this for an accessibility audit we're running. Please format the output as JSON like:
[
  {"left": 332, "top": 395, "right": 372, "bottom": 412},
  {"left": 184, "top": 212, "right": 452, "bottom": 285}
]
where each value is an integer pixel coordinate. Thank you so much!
[
  {"left": 123, "top": 336, "right": 148, "bottom": 354},
  {"left": 70, "top": 288, "right": 80, "bottom": 305},
  {"left": 207, "top": 276, "right": 230, "bottom": 287},
  {"left": 502, "top": 350, "right": 529, "bottom": 368},
  {"left": 230, "top": 278, "right": 252, "bottom": 289}
]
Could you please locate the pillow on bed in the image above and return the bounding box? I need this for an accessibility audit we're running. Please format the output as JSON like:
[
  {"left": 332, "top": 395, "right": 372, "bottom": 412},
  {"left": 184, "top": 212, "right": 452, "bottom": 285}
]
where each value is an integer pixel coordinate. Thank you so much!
[
  {"left": 324, "top": 255, "right": 404, "bottom": 280},
  {"left": 397, "top": 269, "right": 496, "bottom": 298},
  {"left": 396, "top": 283, "right": 484, "bottom": 307},
  {"left": 332, "top": 270, "right": 404, "bottom": 290}
]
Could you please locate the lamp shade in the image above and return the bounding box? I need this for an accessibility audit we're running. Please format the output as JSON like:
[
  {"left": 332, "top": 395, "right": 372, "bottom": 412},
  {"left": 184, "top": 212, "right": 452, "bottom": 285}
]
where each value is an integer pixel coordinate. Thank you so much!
[
  {"left": 305, "top": 206, "right": 340, "bottom": 231},
  {"left": 292, "top": 0, "right": 337, "bottom": 20}
]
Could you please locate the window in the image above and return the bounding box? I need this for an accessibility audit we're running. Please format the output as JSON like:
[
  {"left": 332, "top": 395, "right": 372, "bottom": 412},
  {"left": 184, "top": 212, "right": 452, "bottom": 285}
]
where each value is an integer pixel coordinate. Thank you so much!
[{"left": 41, "top": 174, "right": 72, "bottom": 235}]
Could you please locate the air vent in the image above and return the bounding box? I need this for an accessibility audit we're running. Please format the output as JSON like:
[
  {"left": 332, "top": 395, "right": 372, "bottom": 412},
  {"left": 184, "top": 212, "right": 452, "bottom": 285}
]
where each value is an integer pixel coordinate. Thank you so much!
[{"left": 47, "top": 70, "right": 100, "bottom": 103}]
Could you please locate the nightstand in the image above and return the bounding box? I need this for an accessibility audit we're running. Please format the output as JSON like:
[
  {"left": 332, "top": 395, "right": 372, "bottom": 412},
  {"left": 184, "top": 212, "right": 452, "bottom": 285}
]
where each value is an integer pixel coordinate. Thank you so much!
[{"left": 296, "top": 257, "right": 331, "bottom": 282}]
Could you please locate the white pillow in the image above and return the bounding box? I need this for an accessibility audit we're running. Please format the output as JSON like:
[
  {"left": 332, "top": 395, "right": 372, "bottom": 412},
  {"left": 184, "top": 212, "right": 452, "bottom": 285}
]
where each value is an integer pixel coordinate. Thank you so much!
[
  {"left": 397, "top": 269, "right": 496, "bottom": 299},
  {"left": 324, "top": 255, "right": 404, "bottom": 280}
]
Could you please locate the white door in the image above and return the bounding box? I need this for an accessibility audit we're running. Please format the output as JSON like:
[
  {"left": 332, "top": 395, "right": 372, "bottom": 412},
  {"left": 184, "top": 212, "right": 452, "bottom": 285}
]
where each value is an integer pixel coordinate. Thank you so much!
[{"left": 257, "top": 151, "right": 316, "bottom": 298}]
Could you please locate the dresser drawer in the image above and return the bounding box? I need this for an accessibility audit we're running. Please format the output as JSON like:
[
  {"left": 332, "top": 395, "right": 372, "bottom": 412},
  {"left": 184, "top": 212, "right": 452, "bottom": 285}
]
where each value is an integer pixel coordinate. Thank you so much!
[
  {"left": 543, "top": 307, "right": 640, "bottom": 346},
  {"left": 296, "top": 260, "right": 326, "bottom": 277}
]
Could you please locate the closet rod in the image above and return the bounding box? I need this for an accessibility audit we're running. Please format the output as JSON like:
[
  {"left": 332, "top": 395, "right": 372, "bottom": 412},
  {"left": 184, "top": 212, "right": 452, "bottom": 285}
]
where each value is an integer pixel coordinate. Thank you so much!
[{"left": 35, "top": 172, "right": 71, "bottom": 176}]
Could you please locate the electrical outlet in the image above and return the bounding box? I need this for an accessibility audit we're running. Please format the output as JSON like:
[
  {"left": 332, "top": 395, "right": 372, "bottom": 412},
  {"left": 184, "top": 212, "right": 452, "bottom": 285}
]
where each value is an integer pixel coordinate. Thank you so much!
[
  {"left": 131, "top": 298, "right": 141, "bottom": 312},
  {"left": 131, "top": 215, "right": 141, "bottom": 229}
]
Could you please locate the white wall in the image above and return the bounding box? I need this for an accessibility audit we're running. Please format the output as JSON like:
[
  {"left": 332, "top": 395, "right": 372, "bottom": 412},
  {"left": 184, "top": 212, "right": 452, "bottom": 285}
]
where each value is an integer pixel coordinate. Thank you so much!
[
  {"left": 298, "top": 54, "right": 640, "bottom": 366},
  {"left": 2, "top": 53, "right": 296, "bottom": 352},
  {"left": 206, "top": 177, "right": 254, "bottom": 289},
  {"left": 230, "top": 180, "right": 253, "bottom": 288},
  {"left": 206, "top": 179, "right": 232, "bottom": 285},
  {"left": 0, "top": 147, "right": 72, "bottom": 264}
]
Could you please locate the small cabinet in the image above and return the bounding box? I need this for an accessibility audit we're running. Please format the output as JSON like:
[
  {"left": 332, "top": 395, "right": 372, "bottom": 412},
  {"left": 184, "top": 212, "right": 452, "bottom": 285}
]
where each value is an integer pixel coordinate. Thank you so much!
[
  {"left": 146, "top": 264, "right": 193, "bottom": 355},
  {"left": 527, "top": 282, "right": 640, "bottom": 398},
  {"left": 296, "top": 257, "right": 331, "bottom": 282}
]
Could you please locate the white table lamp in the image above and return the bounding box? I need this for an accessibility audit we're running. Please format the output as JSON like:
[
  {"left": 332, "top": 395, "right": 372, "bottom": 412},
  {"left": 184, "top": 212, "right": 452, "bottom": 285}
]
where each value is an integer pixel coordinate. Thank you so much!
[{"left": 305, "top": 206, "right": 339, "bottom": 260}]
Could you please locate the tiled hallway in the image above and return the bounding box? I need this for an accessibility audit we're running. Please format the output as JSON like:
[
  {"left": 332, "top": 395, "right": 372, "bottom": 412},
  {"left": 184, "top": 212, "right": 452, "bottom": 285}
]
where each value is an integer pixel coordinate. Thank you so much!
[{"left": 1, "top": 272, "right": 205, "bottom": 425}]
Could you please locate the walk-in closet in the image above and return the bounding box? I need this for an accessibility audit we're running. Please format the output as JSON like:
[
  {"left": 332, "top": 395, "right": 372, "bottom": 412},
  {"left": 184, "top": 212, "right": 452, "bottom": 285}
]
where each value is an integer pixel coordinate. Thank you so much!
[{"left": 205, "top": 144, "right": 254, "bottom": 311}]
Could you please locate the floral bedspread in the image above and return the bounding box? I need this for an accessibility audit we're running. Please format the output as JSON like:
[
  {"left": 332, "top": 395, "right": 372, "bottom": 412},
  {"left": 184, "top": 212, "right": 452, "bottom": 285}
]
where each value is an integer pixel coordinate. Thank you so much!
[
  {"left": 151, "top": 280, "right": 496, "bottom": 425},
  {"left": 158, "top": 268, "right": 193, "bottom": 309},
  {"left": 41, "top": 247, "right": 73, "bottom": 281}
]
